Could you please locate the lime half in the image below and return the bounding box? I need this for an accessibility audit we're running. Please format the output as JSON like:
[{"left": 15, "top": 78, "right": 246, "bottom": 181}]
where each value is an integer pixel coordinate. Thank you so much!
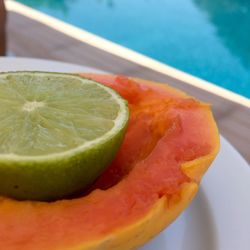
[{"left": 0, "top": 72, "right": 129, "bottom": 201}]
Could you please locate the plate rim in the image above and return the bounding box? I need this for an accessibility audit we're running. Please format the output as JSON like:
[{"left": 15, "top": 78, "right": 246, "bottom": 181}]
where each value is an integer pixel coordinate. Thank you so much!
[{"left": 1, "top": 57, "right": 250, "bottom": 250}]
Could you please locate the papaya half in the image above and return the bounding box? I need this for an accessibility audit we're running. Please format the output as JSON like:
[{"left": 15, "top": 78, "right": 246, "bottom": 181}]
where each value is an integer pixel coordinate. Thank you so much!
[{"left": 0, "top": 74, "right": 220, "bottom": 250}]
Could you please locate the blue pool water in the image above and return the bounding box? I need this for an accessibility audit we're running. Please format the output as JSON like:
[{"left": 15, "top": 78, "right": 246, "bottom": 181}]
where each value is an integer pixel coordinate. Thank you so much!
[{"left": 17, "top": 0, "right": 250, "bottom": 98}]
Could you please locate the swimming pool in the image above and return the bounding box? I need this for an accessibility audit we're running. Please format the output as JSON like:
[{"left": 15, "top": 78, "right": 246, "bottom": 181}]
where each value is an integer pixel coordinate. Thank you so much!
[{"left": 16, "top": 0, "right": 250, "bottom": 99}]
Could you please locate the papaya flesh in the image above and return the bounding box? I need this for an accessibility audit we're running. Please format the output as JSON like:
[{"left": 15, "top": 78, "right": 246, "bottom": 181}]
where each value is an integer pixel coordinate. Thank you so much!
[{"left": 0, "top": 75, "right": 220, "bottom": 250}]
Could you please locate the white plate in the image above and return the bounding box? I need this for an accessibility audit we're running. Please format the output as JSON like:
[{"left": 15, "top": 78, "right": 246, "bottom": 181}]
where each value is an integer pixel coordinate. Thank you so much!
[{"left": 1, "top": 57, "right": 250, "bottom": 250}]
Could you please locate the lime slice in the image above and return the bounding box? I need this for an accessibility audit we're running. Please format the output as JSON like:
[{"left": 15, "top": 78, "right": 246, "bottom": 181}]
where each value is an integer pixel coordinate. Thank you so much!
[{"left": 0, "top": 72, "right": 129, "bottom": 201}]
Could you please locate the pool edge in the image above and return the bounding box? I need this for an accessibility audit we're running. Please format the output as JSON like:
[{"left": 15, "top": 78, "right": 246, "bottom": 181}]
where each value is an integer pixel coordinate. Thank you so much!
[{"left": 6, "top": 0, "right": 250, "bottom": 108}]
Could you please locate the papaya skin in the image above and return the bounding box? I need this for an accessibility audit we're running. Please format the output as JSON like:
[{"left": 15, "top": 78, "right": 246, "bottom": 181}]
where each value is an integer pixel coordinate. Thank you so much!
[
  {"left": 0, "top": 75, "right": 220, "bottom": 250},
  {"left": 66, "top": 183, "right": 198, "bottom": 250}
]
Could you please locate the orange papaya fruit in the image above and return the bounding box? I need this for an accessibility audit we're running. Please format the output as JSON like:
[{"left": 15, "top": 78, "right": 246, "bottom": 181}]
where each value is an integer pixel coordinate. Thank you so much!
[{"left": 0, "top": 74, "right": 219, "bottom": 250}]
